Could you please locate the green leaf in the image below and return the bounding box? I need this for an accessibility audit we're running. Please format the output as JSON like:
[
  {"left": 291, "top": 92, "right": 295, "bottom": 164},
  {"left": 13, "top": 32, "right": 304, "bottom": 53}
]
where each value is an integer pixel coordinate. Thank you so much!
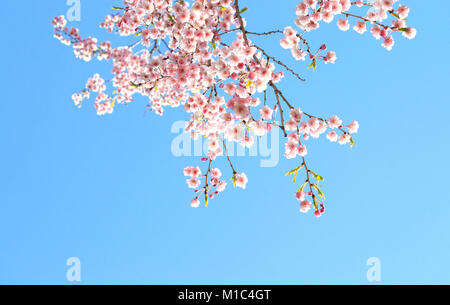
[
  {"left": 285, "top": 165, "right": 303, "bottom": 176},
  {"left": 398, "top": 27, "right": 409, "bottom": 32},
  {"left": 312, "top": 196, "right": 318, "bottom": 210},
  {"left": 246, "top": 125, "right": 252, "bottom": 134},
  {"left": 293, "top": 170, "right": 298, "bottom": 183},
  {"left": 231, "top": 175, "right": 237, "bottom": 187},
  {"left": 309, "top": 170, "right": 324, "bottom": 182},
  {"left": 167, "top": 14, "right": 175, "bottom": 24},
  {"left": 205, "top": 193, "right": 209, "bottom": 207},
  {"left": 308, "top": 60, "right": 317, "bottom": 71},
  {"left": 298, "top": 182, "right": 307, "bottom": 192},
  {"left": 111, "top": 6, "right": 124, "bottom": 10},
  {"left": 313, "top": 184, "right": 325, "bottom": 199},
  {"left": 130, "top": 82, "right": 142, "bottom": 88},
  {"left": 240, "top": 8, "right": 248, "bottom": 14},
  {"left": 391, "top": 12, "right": 400, "bottom": 19},
  {"left": 350, "top": 137, "right": 355, "bottom": 147}
]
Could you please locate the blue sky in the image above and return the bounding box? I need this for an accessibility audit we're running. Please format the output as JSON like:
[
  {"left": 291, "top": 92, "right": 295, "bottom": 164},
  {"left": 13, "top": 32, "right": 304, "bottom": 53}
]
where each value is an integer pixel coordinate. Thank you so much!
[{"left": 0, "top": 0, "right": 449, "bottom": 284}]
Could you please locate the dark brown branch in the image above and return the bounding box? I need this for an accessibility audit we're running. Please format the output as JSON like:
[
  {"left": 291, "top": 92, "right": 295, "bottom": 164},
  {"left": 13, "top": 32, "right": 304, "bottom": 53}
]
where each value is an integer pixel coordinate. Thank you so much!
[
  {"left": 254, "top": 44, "right": 306, "bottom": 82},
  {"left": 220, "top": 137, "right": 237, "bottom": 175},
  {"left": 274, "top": 90, "right": 288, "bottom": 137}
]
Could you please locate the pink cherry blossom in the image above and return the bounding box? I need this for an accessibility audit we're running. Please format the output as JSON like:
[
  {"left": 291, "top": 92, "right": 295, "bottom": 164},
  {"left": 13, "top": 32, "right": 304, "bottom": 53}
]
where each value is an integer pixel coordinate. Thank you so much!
[
  {"left": 398, "top": 5, "right": 410, "bottom": 19},
  {"left": 292, "top": 48, "right": 307, "bottom": 61},
  {"left": 260, "top": 106, "right": 273, "bottom": 120},
  {"left": 337, "top": 19, "right": 350, "bottom": 31},
  {"left": 52, "top": 0, "right": 415, "bottom": 217},
  {"left": 353, "top": 21, "right": 367, "bottom": 34},
  {"left": 347, "top": 121, "right": 360, "bottom": 134},
  {"left": 295, "top": 191, "right": 306, "bottom": 202},
  {"left": 211, "top": 168, "right": 223, "bottom": 179},
  {"left": 327, "top": 131, "right": 338, "bottom": 142},
  {"left": 325, "top": 51, "right": 337, "bottom": 64},
  {"left": 236, "top": 173, "right": 248, "bottom": 189},
  {"left": 300, "top": 200, "right": 312, "bottom": 213},
  {"left": 191, "top": 198, "right": 201, "bottom": 208},
  {"left": 290, "top": 108, "right": 303, "bottom": 123},
  {"left": 382, "top": 36, "right": 395, "bottom": 51},
  {"left": 402, "top": 27, "right": 417, "bottom": 39},
  {"left": 371, "top": 25, "right": 382, "bottom": 40},
  {"left": 328, "top": 115, "right": 342, "bottom": 129},
  {"left": 187, "top": 177, "right": 201, "bottom": 189},
  {"left": 298, "top": 145, "right": 308, "bottom": 157},
  {"left": 338, "top": 134, "right": 352, "bottom": 145}
]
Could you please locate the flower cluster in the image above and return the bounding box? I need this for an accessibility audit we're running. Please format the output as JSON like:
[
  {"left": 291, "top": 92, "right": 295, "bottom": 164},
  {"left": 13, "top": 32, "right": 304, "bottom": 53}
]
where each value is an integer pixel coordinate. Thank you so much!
[
  {"left": 184, "top": 163, "right": 247, "bottom": 208},
  {"left": 290, "top": 0, "right": 416, "bottom": 52},
  {"left": 52, "top": 0, "right": 415, "bottom": 217}
]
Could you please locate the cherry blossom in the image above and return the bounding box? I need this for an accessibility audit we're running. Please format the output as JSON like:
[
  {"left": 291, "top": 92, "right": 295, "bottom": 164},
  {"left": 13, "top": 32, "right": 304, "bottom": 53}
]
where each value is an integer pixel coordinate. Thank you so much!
[
  {"left": 52, "top": 0, "right": 415, "bottom": 217},
  {"left": 300, "top": 200, "right": 312, "bottom": 213},
  {"left": 235, "top": 173, "right": 249, "bottom": 189}
]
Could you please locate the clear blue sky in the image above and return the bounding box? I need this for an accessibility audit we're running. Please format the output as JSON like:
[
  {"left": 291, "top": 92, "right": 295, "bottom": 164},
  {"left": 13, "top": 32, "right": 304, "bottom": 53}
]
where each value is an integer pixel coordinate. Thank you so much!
[{"left": 0, "top": 0, "right": 449, "bottom": 284}]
